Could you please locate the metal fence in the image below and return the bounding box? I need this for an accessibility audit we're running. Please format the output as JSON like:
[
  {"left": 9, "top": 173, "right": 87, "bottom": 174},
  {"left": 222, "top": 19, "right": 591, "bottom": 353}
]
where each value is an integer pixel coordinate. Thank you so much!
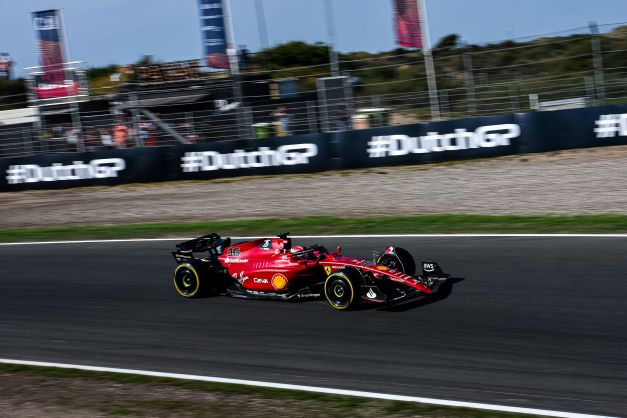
[{"left": 1, "top": 23, "right": 626, "bottom": 158}]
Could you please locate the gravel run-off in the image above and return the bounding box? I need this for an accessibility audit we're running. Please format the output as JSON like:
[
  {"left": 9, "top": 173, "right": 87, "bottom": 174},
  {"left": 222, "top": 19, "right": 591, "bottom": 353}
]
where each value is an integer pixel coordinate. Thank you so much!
[{"left": 1, "top": 146, "right": 626, "bottom": 229}]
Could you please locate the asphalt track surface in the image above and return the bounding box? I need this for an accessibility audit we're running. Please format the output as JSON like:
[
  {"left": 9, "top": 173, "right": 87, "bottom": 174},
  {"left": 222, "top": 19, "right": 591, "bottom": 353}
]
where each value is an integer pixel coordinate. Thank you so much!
[{"left": 1, "top": 237, "right": 626, "bottom": 416}]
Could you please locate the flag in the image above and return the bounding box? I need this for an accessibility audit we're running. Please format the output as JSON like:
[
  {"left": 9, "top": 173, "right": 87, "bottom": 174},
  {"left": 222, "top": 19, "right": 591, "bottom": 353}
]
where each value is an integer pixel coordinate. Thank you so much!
[
  {"left": 32, "top": 10, "right": 66, "bottom": 85},
  {"left": 393, "top": 0, "right": 423, "bottom": 49},
  {"left": 198, "top": 0, "right": 229, "bottom": 69},
  {"left": 31, "top": 10, "right": 79, "bottom": 99},
  {"left": 0, "top": 53, "right": 12, "bottom": 79}
]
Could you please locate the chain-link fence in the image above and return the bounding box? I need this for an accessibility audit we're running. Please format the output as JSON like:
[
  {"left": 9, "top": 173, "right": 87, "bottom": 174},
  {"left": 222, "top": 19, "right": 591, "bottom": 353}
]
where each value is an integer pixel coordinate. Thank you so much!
[{"left": 1, "top": 23, "right": 626, "bottom": 158}]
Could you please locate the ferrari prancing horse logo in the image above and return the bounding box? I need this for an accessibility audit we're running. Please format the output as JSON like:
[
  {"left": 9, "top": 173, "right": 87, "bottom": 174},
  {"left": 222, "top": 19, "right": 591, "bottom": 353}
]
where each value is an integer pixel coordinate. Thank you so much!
[{"left": 324, "top": 266, "right": 332, "bottom": 275}]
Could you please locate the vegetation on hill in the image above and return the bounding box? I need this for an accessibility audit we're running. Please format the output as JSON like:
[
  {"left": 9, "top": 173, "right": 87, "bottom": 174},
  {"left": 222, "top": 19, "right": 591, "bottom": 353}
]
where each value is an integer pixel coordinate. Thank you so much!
[
  {"left": 1, "top": 26, "right": 625, "bottom": 112},
  {"left": 253, "top": 26, "right": 627, "bottom": 101},
  {"left": 0, "top": 78, "right": 27, "bottom": 110}
]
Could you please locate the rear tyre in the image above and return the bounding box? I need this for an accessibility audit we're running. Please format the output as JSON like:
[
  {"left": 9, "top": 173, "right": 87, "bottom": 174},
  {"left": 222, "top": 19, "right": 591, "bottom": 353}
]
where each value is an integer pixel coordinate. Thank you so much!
[
  {"left": 377, "top": 247, "right": 416, "bottom": 275},
  {"left": 173, "top": 263, "right": 203, "bottom": 298},
  {"left": 324, "top": 269, "right": 361, "bottom": 310}
]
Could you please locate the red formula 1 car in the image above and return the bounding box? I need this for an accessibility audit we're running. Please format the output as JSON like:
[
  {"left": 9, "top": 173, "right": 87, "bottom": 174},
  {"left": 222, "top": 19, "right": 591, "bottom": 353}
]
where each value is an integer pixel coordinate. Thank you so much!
[{"left": 171, "top": 233, "right": 449, "bottom": 310}]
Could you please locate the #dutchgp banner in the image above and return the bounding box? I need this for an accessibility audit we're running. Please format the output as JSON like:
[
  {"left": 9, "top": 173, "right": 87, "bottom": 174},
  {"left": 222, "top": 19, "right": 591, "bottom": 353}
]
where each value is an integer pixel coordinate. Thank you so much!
[
  {"left": 31, "top": 9, "right": 78, "bottom": 99},
  {"left": 198, "top": 0, "right": 229, "bottom": 69},
  {"left": 393, "top": 0, "right": 423, "bottom": 49}
]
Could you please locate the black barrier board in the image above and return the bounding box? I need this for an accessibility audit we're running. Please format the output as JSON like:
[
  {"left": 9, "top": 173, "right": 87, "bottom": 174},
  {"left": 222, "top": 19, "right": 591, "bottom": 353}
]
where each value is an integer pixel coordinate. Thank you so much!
[
  {"left": 0, "top": 147, "right": 167, "bottom": 191},
  {"left": 3, "top": 104, "right": 627, "bottom": 192},
  {"left": 167, "top": 133, "right": 333, "bottom": 181},
  {"left": 336, "top": 114, "right": 520, "bottom": 169},
  {"left": 517, "top": 104, "right": 627, "bottom": 153}
]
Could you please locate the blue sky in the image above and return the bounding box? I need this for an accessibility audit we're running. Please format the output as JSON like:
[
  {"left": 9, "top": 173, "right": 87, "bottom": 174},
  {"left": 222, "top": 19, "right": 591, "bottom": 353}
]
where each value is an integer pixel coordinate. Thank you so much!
[{"left": 1, "top": 0, "right": 626, "bottom": 76}]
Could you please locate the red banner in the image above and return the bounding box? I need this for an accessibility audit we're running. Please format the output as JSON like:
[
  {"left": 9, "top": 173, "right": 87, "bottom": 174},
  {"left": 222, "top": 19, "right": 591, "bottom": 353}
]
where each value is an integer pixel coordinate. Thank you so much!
[
  {"left": 32, "top": 10, "right": 66, "bottom": 85},
  {"left": 32, "top": 9, "right": 78, "bottom": 99},
  {"left": 393, "top": 0, "right": 423, "bottom": 49},
  {"left": 33, "top": 82, "right": 80, "bottom": 99}
]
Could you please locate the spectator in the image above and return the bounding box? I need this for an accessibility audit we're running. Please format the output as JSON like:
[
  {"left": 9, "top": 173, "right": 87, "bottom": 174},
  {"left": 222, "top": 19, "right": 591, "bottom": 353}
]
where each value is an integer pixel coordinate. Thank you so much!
[
  {"left": 146, "top": 123, "right": 157, "bottom": 147},
  {"left": 85, "top": 128, "right": 100, "bottom": 151},
  {"left": 99, "top": 128, "right": 114, "bottom": 149},
  {"left": 138, "top": 120, "right": 155, "bottom": 146},
  {"left": 113, "top": 121, "right": 129, "bottom": 149},
  {"left": 52, "top": 125, "right": 64, "bottom": 140},
  {"left": 272, "top": 106, "right": 291, "bottom": 137},
  {"left": 65, "top": 126, "right": 80, "bottom": 151}
]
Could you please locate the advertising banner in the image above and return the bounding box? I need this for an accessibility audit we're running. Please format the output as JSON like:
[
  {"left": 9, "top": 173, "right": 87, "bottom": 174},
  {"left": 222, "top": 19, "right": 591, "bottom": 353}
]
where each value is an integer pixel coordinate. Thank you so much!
[
  {"left": 0, "top": 148, "right": 167, "bottom": 191},
  {"left": 172, "top": 133, "right": 333, "bottom": 181},
  {"left": 0, "top": 53, "right": 12, "bottom": 79},
  {"left": 134, "top": 60, "right": 201, "bottom": 83},
  {"left": 393, "top": 0, "right": 423, "bottom": 49},
  {"left": 198, "top": 0, "right": 229, "bottom": 69},
  {"left": 337, "top": 114, "right": 520, "bottom": 169},
  {"left": 4, "top": 105, "right": 627, "bottom": 192},
  {"left": 31, "top": 9, "right": 79, "bottom": 99},
  {"left": 517, "top": 104, "right": 627, "bottom": 153},
  {"left": 31, "top": 70, "right": 81, "bottom": 100}
]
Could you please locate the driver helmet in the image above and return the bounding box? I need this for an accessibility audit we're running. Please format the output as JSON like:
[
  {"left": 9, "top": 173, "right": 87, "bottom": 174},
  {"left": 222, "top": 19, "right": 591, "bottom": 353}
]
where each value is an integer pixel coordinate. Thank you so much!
[{"left": 290, "top": 245, "right": 304, "bottom": 254}]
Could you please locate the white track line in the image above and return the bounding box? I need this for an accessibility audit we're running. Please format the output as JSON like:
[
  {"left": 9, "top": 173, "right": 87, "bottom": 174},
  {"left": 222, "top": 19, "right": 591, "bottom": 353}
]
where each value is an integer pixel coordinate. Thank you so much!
[
  {"left": 0, "top": 359, "right": 615, "bottom": 418},
  {"left": 1, "top": 234, "right": 627, "bottom": 246}
]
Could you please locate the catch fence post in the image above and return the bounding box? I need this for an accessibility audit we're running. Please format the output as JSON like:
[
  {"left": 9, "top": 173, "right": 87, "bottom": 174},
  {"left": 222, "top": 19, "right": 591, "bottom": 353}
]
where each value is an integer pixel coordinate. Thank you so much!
[
  {"left": 70, "top": 101, "right": 85, "bottom": 152},
  {"left": 584, "top": 76, "right": 595, "bottom": 104},
  {"left": 589, "top": 21, "right": 606, "bottom": 105},
  {"left": 463, "top": 52, "right": 477, "bottom": 115},
  {"left": 307, "top": 101, "right": 318, "bottom": 134},
  {"left": 439, "top": 89, "right": 450, "bottom": 119},
  {"left": 509, "top": 84, "right": 520, "bottom": 113},
  {"left": 129, "top": 92, "right": 143, "bottom": 147},
  {"left": 185, "top": 112, "right": 196, "bottom": 136},
  {"left": 22, "top": 127, "right": 34, "bottom": 156},
  {"left": 371, "top": 95, "right": 382, "bottom": 108}
]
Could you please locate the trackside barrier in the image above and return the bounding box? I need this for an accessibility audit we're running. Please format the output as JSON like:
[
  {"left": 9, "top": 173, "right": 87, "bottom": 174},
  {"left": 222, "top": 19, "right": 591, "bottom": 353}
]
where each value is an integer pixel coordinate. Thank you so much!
[{"left": 2, "top": 104, "right": 627, "bottom": 191}]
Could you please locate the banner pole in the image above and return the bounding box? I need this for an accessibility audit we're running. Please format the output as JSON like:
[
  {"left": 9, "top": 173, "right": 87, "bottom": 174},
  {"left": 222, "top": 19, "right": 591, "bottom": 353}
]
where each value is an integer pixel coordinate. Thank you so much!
[
  {"left": 418, "top": 0, "right": 440, "bottom": 120},
  {"left": 59, "top": 9, "right": 71, "bottom": 64},
  {"left": 324, "top": 0, "right": 340, "bottom": 77},
  {"left": 222, "top": 0, "right": 239, "bottom": 75},
  {"left": 222, "top": 0, "right": 247, "bottom": 139},
  {"left": 254, "top": 0, "right": 269, "bottom": 50},
  {"left": 589, "top": 21, "right": 606, "bottom": 104},
  {"left": 59, "top": 8, "right": 86, "bottom": 150}
]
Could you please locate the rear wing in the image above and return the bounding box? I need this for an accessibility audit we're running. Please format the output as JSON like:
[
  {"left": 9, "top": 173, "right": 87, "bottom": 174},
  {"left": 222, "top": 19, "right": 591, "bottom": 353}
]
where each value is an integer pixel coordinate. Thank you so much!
[
  {"left": 176, "top": 233, "right": 229, "bottom": 252},
  {"left": 173, "top": 233, "right": 231, "bottom": 263}
]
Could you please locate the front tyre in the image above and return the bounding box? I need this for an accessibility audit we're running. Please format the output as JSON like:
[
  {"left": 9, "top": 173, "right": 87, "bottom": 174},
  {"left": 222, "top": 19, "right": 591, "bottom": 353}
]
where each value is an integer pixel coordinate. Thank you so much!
[
  {"left": 173, "top": 263, "right": 203, "bottom": 298},
  {"left": 324, "top": 269, "right": 360, "bottom": 310}
]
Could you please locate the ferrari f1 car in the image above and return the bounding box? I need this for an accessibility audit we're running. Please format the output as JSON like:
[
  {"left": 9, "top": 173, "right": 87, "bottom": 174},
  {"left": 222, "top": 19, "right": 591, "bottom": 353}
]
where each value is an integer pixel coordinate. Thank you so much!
[{"left": 171, "top": 232, "right": 449, "bottom": 310}]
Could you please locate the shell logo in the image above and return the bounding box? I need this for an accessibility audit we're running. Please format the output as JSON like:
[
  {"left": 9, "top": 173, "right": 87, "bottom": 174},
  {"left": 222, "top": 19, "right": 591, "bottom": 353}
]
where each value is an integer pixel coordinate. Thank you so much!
[
  {"left": 271, "top": 273, "right": 288, "bottom": 291},
  {"left": 376, "top": 265, "right": 389, "bottom": 271}
]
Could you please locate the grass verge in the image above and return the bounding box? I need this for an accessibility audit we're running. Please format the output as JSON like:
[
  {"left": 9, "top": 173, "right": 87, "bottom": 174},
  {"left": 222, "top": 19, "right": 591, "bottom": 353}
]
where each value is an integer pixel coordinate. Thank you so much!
[
  {"left": 0, "top": 363, "right": 542, "bottom": 417},
  {"left": 2, "top": 215, "right": 627, "bottom": 242}
]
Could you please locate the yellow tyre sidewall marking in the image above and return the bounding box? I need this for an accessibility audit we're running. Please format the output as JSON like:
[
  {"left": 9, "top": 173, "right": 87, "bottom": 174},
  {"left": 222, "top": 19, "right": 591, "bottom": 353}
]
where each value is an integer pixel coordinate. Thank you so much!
[
  {"left": 324, "top": 272, "right": 354, "bottom": 310},
  {"left": 174, "top": 263, "right": 200, "bottom": 297}
]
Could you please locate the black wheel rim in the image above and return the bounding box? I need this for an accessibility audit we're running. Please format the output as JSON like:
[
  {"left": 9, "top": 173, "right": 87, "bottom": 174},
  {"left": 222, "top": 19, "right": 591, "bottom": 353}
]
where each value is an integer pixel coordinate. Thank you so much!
[
  {"left": 176, "top": 268, "right": 198, "bottom": 296},
  {"left": 327, "top": 278, "right": 351, "bottom": 308}
]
